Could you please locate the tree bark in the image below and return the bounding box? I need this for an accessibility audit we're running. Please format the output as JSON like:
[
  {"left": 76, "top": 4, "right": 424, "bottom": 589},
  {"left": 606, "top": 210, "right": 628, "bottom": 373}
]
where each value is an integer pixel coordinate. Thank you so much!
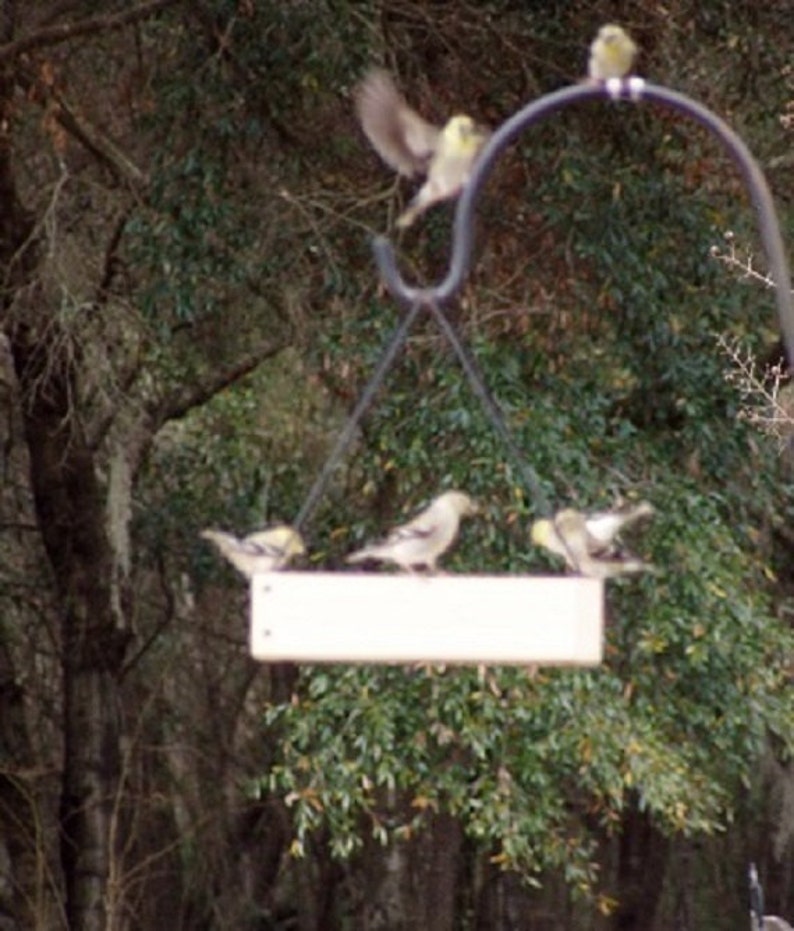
[
  {"left": 611, "top": 804, "right": 670, "bottom": 931},
  {"left": 1, "top": 16, "right": 130, "bottom": 930},
  {"left": 9, "top": 304, "right": 133, "bottom": 931},
  {"left": 355, "top": 810, "right": 463, "bottom": 931}
]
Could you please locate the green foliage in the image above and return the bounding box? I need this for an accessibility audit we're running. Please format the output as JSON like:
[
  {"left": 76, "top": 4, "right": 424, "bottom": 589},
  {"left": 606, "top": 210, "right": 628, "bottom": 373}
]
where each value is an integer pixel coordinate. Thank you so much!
[{"left": 126, "top": 155, "right": 243, "bottom": 328}]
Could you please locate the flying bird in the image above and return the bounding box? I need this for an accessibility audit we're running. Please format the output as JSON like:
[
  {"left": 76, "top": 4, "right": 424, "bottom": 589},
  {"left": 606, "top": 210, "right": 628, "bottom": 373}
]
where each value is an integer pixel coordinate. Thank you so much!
[
  {"left": 346, "top": 490, "right": 478, "bottom": 571},
  {"left": 201, "top": 526, "right": 305, "bottom": 579},
  {"left": 531, "top": 502, "right": 654, "bottom": 578},
  {"left": 355, "top": 68, "right": 490, "bottom": 228},
  {"left": 588, "top": 24, "right": 638, "bottom": 82}
]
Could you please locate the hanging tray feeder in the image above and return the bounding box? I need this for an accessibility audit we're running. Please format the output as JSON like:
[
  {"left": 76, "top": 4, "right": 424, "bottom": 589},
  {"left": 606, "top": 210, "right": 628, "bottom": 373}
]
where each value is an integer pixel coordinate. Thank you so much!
[{"left": 250, "top": 76, "right": 792, "bottom": 667}]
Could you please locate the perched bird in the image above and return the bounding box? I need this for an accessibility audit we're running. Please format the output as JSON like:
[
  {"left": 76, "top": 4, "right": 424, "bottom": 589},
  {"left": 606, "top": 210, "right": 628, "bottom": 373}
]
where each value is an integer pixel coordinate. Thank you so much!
[
  {"left": 354, "top": 68, "right": 490, "bottom": 228},
  {"left": 201, "top": 526, "right": 305, "bottom": 579},
  {"left": 588, "top": 24, "right": 638, "bottom": 82},
  {"left": 346, "top": 490, "right": 478, "bottom": 572},
  {"left": 531, "top": 502, "right": 654, "bottom": 578}
]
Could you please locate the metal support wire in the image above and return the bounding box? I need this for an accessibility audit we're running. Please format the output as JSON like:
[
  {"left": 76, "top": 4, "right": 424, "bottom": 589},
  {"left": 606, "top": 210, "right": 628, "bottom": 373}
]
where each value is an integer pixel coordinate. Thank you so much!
[
  {"left": 295, "top": 292, "right": 549, "bottom": 529},
  {"left": 424, "top": 300, "right": 550, "bottom": 514},
  {"left": 374, "top": 80, "right": 794, "bottom": 367},
  {"left": 294, "top": 301, "right": 422, "bottom": 531}
]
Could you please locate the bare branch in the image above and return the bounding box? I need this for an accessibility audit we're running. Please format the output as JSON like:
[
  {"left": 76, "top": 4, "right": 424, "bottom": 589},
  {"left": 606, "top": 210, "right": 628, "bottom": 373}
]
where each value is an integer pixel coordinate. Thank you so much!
[
  {"left": 48, "top": 87, "right": 148, "bottom": 189},
  {"left": 96, "top": 209, "right": 134, "bottom": 303},
  {"left": 89, "top": 329, "right": 292, "bottom": 476},
  {"left": 149, "top": 337, "right": 290, "bottom": 428},
  {"left": 10, "top": 60, "right": 148, "bottom": 190},
  {"left": 719, "top": 334, "right": 794, "bottom": 451},
  {"left": 0, "top": 0, "right": 183, "bottom": 64},
  {"left": 709, "top": 231, "right": 781, "bottom": 291}
]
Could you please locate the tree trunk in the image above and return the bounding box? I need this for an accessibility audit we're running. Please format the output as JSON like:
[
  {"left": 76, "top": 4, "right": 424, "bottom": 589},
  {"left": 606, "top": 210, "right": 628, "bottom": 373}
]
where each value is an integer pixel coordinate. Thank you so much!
[
  {"left": 10, "top": 311, "right": 132, "bottom": 931},
  {"left": 611, "top": 804, "right": 669, "bottom": 931},
  {"left": 355, "top": 811, "right": 463, "bottom": 931},
  {"left": 0, "top": 8, "right": 65, "bottom": 928},
  {"left": 1, "top": 27, "right": 131, "bottom": 931}
]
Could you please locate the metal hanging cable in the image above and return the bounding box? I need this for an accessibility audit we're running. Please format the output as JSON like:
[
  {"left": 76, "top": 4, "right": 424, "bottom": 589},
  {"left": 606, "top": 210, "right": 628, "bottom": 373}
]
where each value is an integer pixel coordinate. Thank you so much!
[
  {"left": 423, "top": 298, "right": 550, "bottom": 514},
  {"left": 294, "top": 301, "right": 422, "bottom": 531}
]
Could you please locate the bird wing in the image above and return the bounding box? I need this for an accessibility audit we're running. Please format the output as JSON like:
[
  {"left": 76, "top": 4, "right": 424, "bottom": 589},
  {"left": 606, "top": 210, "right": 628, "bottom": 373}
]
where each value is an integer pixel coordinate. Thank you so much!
[
  {"left": 384, "top": 511, "right": 438, "bottom": 545},
  {"left": 345, "top": 514, "right": 437, "bottom": 566},
  {"left": 355, "top": 69, "right": 439, "bottom": 176},
  {"left": 583, "top": 512, "right": 624, "bottom": 553},
  {"left": 585, "top": 503, "right": 654, "bottom": 553},
  {"left": 242, "top": 532, "right": 291, "bottom": 559},
  {"left": 200, "top": 529, "right": 239, "bottom": 552},
  {"left": 551, "top": 510, "right": 593, "bottom": 568}
]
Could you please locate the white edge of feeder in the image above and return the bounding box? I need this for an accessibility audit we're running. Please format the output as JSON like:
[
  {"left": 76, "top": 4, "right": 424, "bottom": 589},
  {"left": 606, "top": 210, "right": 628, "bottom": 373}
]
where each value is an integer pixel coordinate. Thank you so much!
[{"left": 250, "top": 572, "right": 604, "bottom": 665}]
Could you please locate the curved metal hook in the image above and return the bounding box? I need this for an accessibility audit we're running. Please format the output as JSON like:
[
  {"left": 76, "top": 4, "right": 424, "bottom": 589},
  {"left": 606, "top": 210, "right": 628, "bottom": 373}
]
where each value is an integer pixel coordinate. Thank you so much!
[{"left": 374, "top": 80, "right": 794, "bottom": 366}]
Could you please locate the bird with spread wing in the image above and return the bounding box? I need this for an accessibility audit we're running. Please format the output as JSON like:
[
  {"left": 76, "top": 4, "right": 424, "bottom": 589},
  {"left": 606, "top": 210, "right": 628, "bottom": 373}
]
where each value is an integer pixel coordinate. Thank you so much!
[
  {"left": 355, "top": 68, "right": 490, "bottom": 228},
  {"left": 531, "top": 501, "right": 654, "bottom": 578}
]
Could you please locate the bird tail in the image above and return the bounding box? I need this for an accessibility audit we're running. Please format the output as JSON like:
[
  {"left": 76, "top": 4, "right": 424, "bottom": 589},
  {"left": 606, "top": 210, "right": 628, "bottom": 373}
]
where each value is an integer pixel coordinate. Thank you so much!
[
  {"left": 200, "top": 530, "right": 238, "bottom": 556},
  {"left": 582, "top": 556, "right": 653, "bottom": 578},
  {"left": 396, "top": 202, "right": 419, "bottom": 229},
  {"left": 624, "top": 501, "right": 655, "bottom": 525},
  {"left": 346, "top": 547, "right": 374, "bottom": 565},
  {"left": 617, "top": 558, "right": 652, "bottom": 575}
]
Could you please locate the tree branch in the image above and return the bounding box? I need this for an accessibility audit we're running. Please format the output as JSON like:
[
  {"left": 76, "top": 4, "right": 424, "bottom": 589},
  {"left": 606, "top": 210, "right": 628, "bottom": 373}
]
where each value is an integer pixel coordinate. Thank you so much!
[
  {"left": 149, "top": 336, "right": 291, "bottom": 428},
  {"left": 88, "top": 331, "right": 292, "bottom": 477},
  {"left": 0, "top": 0, "right": 184, "bottom": 64},
  {"left": 12, "top": 59, "right": 148, "bottom": 189},
  {"left": 50, "top": 86, "right": 149, "bottom": 188}
]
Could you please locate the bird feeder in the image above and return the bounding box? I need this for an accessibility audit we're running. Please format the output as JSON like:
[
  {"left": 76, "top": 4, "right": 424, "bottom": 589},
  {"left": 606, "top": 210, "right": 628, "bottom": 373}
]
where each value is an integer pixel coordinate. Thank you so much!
[
  {"left": 251, "top": 572, "right": 603, "bottom": 665},
  {"left": 248, "top": 76, "right": 792, "bottom": 668}
]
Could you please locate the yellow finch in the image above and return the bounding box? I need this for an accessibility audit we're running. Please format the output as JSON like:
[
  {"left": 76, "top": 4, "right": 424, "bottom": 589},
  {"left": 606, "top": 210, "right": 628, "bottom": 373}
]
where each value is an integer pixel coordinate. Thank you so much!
[
  {"left": 588, "top": 24, "right": 638, "bottom": 82},
  {"left": 346, "top": 490, "right": 478, "bottom": 571},
  {"left": 354, "top": 68, "right": 490, "bottom": 228},
  {"left": 531, "top": 502, "right": 654, "bottom": 578},
  {"left": 201, "top": 526, "right": 305, "bottom": 579}
]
